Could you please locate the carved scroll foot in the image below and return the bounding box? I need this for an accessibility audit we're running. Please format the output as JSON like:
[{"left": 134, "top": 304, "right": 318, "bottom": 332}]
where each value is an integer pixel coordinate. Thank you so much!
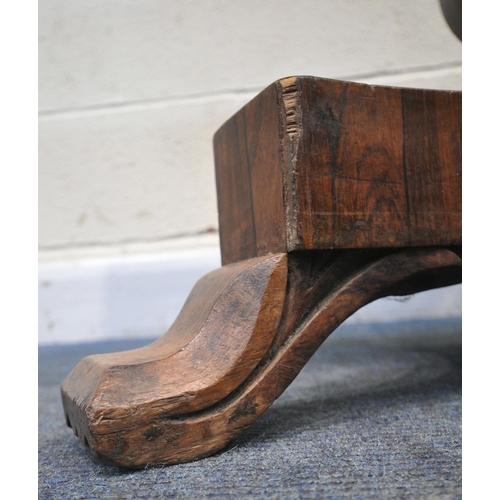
[{"left": 61, "top": 247, "right": 461, "bottom": 468}]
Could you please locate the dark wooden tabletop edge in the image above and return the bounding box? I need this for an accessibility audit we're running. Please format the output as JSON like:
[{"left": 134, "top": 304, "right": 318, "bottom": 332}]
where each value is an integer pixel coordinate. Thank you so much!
[{"left": 212, "top": 75, "right": 462, "bottom": 142}]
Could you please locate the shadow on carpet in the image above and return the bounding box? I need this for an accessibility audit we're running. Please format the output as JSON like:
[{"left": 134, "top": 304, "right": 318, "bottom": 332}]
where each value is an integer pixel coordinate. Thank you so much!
[{"left": 39, "top": 318, "right": 461, "bottom": 499}]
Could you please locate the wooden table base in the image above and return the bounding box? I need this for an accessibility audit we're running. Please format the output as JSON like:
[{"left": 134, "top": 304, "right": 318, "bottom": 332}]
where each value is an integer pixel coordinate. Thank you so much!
[
  {"left": 61, "top": 246, "right": 461, "bottom": 468},
  {"left": 61, "top": 75, "right": 461, "bottom": 468}
]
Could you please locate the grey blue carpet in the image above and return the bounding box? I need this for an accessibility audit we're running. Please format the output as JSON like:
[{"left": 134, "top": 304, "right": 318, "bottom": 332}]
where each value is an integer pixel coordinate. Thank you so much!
[{"left": 39, "top": 319, "right": 461, "bottom": 499}]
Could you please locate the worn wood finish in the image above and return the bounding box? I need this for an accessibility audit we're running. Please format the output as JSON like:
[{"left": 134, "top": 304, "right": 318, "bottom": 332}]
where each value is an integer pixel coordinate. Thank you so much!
[
  {"left": 214, "top": 76, "right": 461, "bottom": 265},
  {"left": 62, "top": 75, "right": 461, "bottom": 468},
  {"left": 61, "top": 247, "right": 461, "bottom": 468},
  {"left": 214, "top": 82, "right": 287, "bottom": 261},
  {"left": 61, "top": 254, "right": 287, "bottom": 456}
]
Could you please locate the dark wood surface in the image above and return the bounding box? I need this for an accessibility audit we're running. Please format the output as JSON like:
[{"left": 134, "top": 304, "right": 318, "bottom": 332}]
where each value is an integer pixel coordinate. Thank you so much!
[
  {"left": 62, "top": 75, "right": 462, "bottom": 468},
  {"left": 214, "top": 76, "right": 461, "bottom": 265},
  {"left": 61, "top": 247, "right": 461, "bottom": 468}
]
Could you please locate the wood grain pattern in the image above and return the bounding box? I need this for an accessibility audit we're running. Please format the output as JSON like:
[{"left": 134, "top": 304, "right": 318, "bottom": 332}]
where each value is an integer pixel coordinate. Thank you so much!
[
  {"left": 61, "top": 247, "right": 461, "bottom": 468},
  {"left": 214, "top": 82, "right": 286, "bottom": 264},
  {"left": 214, "top": 76, "right": 461, "bottom": 265},
  {"left": 61, "top": 254, "right": 288, "bottom": 464},
  {"left": 62, "top": 75, "right": 462, "bottom": 469}
]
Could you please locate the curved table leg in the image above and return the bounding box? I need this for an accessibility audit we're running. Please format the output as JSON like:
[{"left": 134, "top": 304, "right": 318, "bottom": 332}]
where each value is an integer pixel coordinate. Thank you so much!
[{"left": 61, "top": 247, "right": 461, "bottom": 468}]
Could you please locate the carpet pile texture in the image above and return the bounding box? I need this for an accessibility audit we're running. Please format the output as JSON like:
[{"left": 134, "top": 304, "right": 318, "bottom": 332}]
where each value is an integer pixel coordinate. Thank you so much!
[{"left": 39, "top": 319, "right": 461, "bottom": 499}]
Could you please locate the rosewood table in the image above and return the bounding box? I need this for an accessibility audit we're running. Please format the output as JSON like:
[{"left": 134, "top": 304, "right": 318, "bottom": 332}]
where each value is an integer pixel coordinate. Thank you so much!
[{"left": 61, "top": 76, "right": 462, "bottom": 468}]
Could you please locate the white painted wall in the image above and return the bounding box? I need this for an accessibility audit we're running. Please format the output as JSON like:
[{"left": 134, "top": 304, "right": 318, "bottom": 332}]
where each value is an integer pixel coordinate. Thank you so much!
[
  {"left": 38, "top": 0, "right": 462, "bottom": 344},
  {"left": 38, "top": 244, "right": 461, "bottom": 345}
]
